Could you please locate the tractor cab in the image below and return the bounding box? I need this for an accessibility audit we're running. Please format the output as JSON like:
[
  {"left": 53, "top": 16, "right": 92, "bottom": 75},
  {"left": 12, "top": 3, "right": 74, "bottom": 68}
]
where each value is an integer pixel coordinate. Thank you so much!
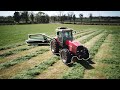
[{"left": 56, "top": 27, "right": 73, "bottom": 47}]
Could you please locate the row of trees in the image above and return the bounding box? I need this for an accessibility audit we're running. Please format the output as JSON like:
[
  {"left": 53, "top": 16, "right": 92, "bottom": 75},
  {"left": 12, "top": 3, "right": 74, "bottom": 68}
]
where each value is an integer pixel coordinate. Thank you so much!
[
  {"left": 14, "top": 11, "right": 49, "bottom": 24},
  {"left": 13, "top": 11, "right": 79, "bottom": 24},
  {"left": 0, "top": 11, "right": 120, "bottom": 25},
  {"left": 50, "top": 12, "right": 93, "bottom": 24}
]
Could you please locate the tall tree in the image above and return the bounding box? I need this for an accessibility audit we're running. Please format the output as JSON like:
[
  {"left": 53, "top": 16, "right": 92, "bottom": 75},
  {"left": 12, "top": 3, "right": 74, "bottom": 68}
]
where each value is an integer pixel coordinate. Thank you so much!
[
  {"left": 67, "top": 12, "right": 74, "bottom": 23},
  {"left": 79, "top": 13, "right": 83, "bottom": 24},
  {"left": 30, "top": 13, "right": 34, "bottom": 23},
  {"left": 58, "top": 11, "right": 64, "bottom": 23},
  {"left": 73, "top": 14, "right": 76, "bottom": 24},
  {"left": 13, "top": 11, "right": 21, "bottom": 23},
  {"left": 89, "top": 13, "right": 93, "bottom": 23},
  {"left": 21, "top": 11, "right": 29, "bottom": 23},
  {"left": 45, "top": 15, "right": 49, "bottom": 23},
  {"left": 62, "top": 14, "right": 66, "bottom": 23},
  {"left": 35, "top": 12, "right": 49, "bottom": 23}
]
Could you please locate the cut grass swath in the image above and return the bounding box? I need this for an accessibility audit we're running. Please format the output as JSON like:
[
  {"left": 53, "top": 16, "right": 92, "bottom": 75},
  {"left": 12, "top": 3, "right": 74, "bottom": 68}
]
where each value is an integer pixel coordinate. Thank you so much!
[
  {"left": 102, "top": 64, "right": 120, "bottom": 79},
  {"left": 0, "top": 46, "right": 34, "bottom": 57},
  {"left": 89, "top": 32, "right": 109, "bottom": 59},
  {"left": 11, "top": 56, "right": 60, "bottom": 79},
  {"left": 80, "top": 30, "right": 104, "bottom": 44},
  {"left": 0, "top": 48, "right": 49, "bottom": 70},
  {"left": 74, "top": 30, "right": 96, "bottom": 39},
  {"left": 61, "top": 62, "right": 85, "bottom": 79},
  {"left": 0, "top": 43, "right": 26, "bottom": 51},
  {"left": 99, "top": 34, "right": 120, "bottom": 79}
]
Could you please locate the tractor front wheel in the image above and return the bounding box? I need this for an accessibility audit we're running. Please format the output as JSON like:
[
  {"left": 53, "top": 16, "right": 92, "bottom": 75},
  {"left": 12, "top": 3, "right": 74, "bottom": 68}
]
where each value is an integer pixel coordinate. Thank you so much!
[{"left": 60, "top": 49, "right": 72, "bottom": 65}]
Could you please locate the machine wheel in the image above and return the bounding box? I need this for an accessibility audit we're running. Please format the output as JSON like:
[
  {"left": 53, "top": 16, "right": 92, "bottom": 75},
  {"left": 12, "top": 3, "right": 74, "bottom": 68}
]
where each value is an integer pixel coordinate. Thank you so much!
[
  {"left": 60, "top": 49, "right": 72, "bottom": 65},
  {"left": 50, "top": 39, "right": 59, "bottom": 54},
  {"left": 81, "top": 47, "right": 89, "bottom": 59}
]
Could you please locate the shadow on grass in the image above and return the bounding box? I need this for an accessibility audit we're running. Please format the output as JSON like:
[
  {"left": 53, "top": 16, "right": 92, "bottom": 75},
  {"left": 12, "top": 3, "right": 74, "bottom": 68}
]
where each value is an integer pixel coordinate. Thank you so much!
[
  {"left": 68, "top": 58, "right": 95, "bottom": 70},
  {"left": 28, "top": 44, "right": 50, "bottom": 46}
]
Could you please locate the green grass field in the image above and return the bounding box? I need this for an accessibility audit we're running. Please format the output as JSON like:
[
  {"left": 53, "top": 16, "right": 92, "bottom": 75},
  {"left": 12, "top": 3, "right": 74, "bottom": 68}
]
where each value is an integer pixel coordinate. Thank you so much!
[{"left": 0, "top": 24, "right": 120, "bottom": 79}]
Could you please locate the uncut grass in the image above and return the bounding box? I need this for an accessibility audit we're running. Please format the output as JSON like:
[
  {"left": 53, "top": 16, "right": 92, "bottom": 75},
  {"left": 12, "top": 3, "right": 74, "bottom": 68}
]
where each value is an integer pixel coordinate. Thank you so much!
[
  {"left": 0, "top": 48, "right": 49, "bottom": 70},
  {"left": 1, "top": 24, "right": 119, "bottom": 48}
]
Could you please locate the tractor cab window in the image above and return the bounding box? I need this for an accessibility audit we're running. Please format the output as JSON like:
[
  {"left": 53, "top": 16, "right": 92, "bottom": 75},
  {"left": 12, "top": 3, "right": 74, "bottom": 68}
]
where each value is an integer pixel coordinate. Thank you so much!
[
  {"left": 58, "top": 31, "right": 62, "bottom": 42},
  {"left": 63, "top": 31, "right": 72, "bottom": 38}
]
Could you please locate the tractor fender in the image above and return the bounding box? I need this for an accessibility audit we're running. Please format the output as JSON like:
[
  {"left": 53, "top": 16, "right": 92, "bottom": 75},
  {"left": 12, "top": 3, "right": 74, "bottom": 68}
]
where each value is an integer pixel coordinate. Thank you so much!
[{"left": 65, "top": 40, "right": 81, "bottom": 54}]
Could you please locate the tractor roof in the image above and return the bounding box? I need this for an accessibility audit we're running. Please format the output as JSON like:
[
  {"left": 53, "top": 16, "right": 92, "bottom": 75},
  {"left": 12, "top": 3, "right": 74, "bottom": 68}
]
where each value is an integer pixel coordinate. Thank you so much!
[{"left": 56, "top": 27, "right": 73, "bottom": 32}]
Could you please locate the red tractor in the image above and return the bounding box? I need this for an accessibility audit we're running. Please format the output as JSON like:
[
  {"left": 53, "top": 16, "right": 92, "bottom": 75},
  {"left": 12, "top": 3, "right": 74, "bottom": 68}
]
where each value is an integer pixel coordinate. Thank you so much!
[{"left": 50, "top": 27, "right": 89, "bottom": 65}]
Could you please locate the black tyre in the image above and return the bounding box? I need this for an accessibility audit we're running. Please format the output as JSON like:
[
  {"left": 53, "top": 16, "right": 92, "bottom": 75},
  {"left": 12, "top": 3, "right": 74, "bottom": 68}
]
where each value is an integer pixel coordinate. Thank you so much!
[
  {"left": 60, "top": 49, "right": 72, "bottom": 65},
  {"left": 50, "top": 39, "right": 59, "bottom": 54},
  {"left": 81, "top": 47, "right": 89, "bottom": 59}
]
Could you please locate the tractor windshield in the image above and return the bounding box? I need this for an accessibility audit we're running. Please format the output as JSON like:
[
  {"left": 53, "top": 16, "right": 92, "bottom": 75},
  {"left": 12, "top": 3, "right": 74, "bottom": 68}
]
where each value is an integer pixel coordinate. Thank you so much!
[
  {"left": 63, "top": 31, "right": 73, "bottom": 42},
  {"left": 64, "top": 31, "right": 72, "bottom": 38}
]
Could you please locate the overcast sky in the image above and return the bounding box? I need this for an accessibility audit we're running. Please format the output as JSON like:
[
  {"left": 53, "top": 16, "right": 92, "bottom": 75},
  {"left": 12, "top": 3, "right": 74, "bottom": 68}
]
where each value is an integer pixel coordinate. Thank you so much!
[{"left": 0, "top": 11, "right": 120, "bottom": 17}]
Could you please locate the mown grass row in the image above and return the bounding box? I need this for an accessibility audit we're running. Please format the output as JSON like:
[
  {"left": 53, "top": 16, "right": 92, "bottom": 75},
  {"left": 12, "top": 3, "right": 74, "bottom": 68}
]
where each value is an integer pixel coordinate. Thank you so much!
[
  {"left": 11, "top": 56, "right": 60, "bottom": 79},
  {"left": 89, "top": 32, "right": 109, "bottom": 59},
  {"left": 74, "top": 30, "right": 91, "bottom": 35},
  {"left": 60, "top": 32, "right": 109, "bottom": 79},
  {"left": 102, "top": 65, "right": 120, "bottom": 79},
  {"left": 80, "top": 30, "right": 104, "bottom": 44},
  {"left": 74, "top": 30, "right": 96, "bottom": 39},
  {"left": 0, "top": 48, "right": 49, "bottom": 70},
  {"left": 61, "top": 62, "right": 85, "bottom": 79},
  {"left": 99, "top": 34, "right": 120, "bottom": 79},
  {"left": 0, "top": 46, "right": 34, "bottom": 57},
  {"left": 0, "top": 43, "right": 26, "bottom": 51}
]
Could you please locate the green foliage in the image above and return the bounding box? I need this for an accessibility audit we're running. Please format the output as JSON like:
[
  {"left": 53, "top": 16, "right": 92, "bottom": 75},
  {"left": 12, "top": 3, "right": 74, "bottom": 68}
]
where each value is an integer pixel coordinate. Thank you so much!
[{"left": 13, "top": 12, "right": 21, "bottom": 23}]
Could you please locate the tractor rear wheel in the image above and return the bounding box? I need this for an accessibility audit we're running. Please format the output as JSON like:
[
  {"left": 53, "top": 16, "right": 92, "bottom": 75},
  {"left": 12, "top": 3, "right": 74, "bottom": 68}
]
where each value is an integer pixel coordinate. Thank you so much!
[
  {"left": 60, "top": 49, "right": 72, "bottom": 65},
  {"left": 50, "top": 39, "right": 59, "bottom": 54}
]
